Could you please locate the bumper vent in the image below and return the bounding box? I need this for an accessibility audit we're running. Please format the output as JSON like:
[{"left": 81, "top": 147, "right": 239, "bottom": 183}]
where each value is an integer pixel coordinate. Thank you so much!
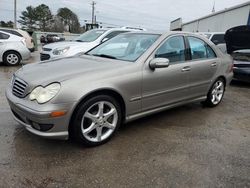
[
  {"left": 40, "top": 53, "right": 51, "bottom": 61},
  {"left": 12, "top": 77, "right": 28, "bottom": 98}
]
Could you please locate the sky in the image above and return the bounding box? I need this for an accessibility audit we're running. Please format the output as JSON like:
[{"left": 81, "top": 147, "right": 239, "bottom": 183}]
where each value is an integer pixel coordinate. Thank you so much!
[{"left": 0, "top": 0, "right": 249, "bottom": 31}]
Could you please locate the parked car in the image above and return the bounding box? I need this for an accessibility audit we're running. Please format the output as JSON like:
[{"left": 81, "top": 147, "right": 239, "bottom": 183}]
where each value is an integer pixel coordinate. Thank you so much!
[
  {"left": 6, "top": 32, "right": 233, "bottom": 146},
  {"left": 0, "top": 31, "right": 30, "bottom": 66},
  {"left": 46, "top": 34, "right": 65, "bottom": 43},
  {"left": 199, "top": 32, "right": 227, "bottom": 53},
  {"left": 40, "top": 28, "right": 139, "bottom": 61},
  {"left": 0, "top": 28, "right": 35, "bottom": 52},
  {"left": 225, "top": 25, "right": 250, "bottom": 83}
]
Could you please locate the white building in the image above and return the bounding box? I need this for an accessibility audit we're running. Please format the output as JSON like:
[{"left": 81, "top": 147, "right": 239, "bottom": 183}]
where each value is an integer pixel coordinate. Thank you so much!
[{"left": 170, "top": 1, "right": 250, "bottom": 32}]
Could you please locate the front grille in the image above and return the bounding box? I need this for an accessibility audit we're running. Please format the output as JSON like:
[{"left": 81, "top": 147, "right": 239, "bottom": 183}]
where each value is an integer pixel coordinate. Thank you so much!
[
  {"left": 12, "top": 77, "right": 28, "bottom": 98},
  {"left": 42, "top": 48, "right": 52, "bottom": 52},
  {"left": 40, "top": 53, "right": 50, "bottom": 61}
]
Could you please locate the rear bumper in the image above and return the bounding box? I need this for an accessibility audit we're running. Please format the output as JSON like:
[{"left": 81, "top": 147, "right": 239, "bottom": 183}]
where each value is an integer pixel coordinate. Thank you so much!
[{"left": 233, "top": 68, "right": 250, "bottom": 83}]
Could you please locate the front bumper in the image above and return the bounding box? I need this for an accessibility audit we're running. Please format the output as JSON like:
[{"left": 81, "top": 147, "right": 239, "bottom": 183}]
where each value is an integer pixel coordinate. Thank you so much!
[
  {"left": 6, "top": 86, "right": 77, "bottom": 140},
  {"left": 233, "top": 68, "right": 250, "bottom": 83}
]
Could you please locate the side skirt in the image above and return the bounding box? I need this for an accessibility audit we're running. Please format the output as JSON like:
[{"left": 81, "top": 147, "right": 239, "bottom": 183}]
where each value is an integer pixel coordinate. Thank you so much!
[{"left": 125, "top": 96, "right": 207, "bottom": 123}]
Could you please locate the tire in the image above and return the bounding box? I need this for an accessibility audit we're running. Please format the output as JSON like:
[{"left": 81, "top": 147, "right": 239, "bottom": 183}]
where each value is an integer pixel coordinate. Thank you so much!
[
  {"left": 3, "top": 51, "right": 21, "bottom": 66},
  {"left": 70, "top": 95, "right": 122, "bottom": 147},
  {"left": 204, "top": 78, "right": 225, "bottom": 107}
]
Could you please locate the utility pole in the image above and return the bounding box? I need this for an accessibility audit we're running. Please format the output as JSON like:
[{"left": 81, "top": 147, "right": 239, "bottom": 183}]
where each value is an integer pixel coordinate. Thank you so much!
[
  {"left": 212, "top": 0, "right": 215, "bottom": 13},
  {"left": 91, "top": 1, "right": 96, "bottom": 24},
  {"left": 14, "top": 0, "right": 17, "bottom": 28}
]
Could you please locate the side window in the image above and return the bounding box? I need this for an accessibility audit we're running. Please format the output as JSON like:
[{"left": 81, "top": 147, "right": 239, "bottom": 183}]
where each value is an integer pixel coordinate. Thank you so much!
[
  {"left": 206, "top": 45, "right": 216, "bottom": 58},
  {"left": 103, "top": 31, "right": 128, "bottom": 41},
  {"left": 211, "top": 34, "right": 225, "bottom": 45},
  {"left": 187, "top": 36, "right": 217, "bottom": 60},
  {"left": 155, "top": 36, "right": 186, "bottom": 63},
  {"left": 0, "top": 32, "right": 10, "bottom": 40}
]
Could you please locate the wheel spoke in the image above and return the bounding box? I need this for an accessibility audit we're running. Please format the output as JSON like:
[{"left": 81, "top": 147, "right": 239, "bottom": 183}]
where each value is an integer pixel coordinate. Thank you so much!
[
  {"left": 97, "top": 102, "right": 104, "bottom": 117},
  {"left": 84, "top": 112, "right": 97, "bottom": 122},
  {"left": 103, "top": 108, "right": 116, "bottom": 121},
  {"left": 96, "top": 127, "right": 102, "bottom": 141},
  {"left": 82, "top": 122, "right": 97, "bottom": 134},
  {"left": 103, "top": 122, "right": 115, "bottom": 130},
  {"left": 217, "top": 90, "right": 223, "bottom": 94}
]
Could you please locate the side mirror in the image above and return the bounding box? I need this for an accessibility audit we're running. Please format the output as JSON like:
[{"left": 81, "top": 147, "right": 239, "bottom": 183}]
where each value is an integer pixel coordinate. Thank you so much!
[
  {"left": 149, "top": 58, "right": 170, "bottom": 70},
  {"left": 102, "top": 38, "right": 109, "bottom": 43}
]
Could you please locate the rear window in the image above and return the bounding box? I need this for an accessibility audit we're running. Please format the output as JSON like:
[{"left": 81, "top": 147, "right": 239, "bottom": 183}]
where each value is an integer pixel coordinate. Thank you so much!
[
  {"left": 211, "top": 34, "right": 225, "bottom": 45},
  {"left": 0, "top": 32, "right": 10, "bottom": 39}
]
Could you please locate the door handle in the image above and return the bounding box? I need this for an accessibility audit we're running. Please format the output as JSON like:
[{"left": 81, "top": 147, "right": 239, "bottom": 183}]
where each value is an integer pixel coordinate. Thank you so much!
[
  {"left": 182, "top": 66, "right": 191, "bottom": 72},
  {"left": 211, "top": 62, "right": 217, "bottom": 67}
]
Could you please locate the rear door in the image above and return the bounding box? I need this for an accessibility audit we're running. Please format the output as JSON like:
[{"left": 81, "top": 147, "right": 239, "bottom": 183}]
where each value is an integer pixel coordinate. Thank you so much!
[{"left": 185, "top": 36, "right": 219, "bottom": 98}]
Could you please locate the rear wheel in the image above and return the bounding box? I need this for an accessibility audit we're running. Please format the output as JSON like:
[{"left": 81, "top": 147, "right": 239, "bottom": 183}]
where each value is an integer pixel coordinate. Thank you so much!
[
  {"left": 204, "top": 78, "right": 225, "bottom": 107},
  {"left": 3, "top": 51, "right": 21, "bottom": 66},
  {"left": 70, "top": 95, "right": 122, "bottom": 147}
]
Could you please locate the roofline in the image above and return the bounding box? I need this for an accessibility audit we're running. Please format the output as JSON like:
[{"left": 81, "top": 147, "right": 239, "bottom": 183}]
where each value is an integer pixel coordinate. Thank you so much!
[{"left": 182, "top": 1, "right": 250, "bottom": 26}]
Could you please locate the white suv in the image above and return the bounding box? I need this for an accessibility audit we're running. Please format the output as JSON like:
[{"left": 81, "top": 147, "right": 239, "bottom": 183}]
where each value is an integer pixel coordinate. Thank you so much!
[
  {"left": 199, "top": 32, "right": 226, "bottom": 53},
  {"left": 40, "top": 28, "right": 141, "bottom": 61}
]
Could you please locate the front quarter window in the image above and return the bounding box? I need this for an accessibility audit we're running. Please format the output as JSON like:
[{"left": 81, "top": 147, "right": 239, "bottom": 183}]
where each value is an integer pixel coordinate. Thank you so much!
[{"left": 87, "top": 33, "right": 159, "bottom": 62}]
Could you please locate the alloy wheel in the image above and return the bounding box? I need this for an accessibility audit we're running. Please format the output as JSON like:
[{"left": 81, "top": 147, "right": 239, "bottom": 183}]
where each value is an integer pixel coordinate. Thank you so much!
[
  {"left": 81, "top": 101, "right": 118, "bottom": 142},
  {"left": 211, "top": 80, "right": 224, "bottom": 105}
]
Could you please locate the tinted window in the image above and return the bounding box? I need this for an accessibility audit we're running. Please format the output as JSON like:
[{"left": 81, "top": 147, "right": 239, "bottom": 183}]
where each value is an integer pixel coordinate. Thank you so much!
[
  {"left": 102, "top": 31, "right": 128, "bottom": 41},
  {"left": 188, "top": 37, "right": 216, "bottom": 60},
  {"left": 0, "top": 32, "right": 10, "bottom": 39},
  {"left": 155, "top": 36, "right": 185, "bottom": 63},
  {"left": 211, "top": 34, "right": 225, "bottom": 45},
  {"left": 0, "top": 29, "right": 23, "bottom": 37}
]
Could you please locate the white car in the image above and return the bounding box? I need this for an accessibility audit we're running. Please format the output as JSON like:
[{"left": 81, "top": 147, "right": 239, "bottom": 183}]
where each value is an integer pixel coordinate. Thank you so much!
[
  {"left": 0, "top": 30, "right": 31, "bottom": 66},
  {"left": 40, "top": 28, "right": 140, "bottom": 61},
  {"left": 0, "top": 28, "right": 35, "bottom": 52},
  {"left": 199, "top": 32, "right": 227, "bottom": 53}
]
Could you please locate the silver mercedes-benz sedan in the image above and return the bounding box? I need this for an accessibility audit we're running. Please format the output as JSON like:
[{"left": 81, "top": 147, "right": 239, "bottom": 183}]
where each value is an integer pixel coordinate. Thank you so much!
[{"left": 6, "top": 31, "right": 233, "bottom": 146}]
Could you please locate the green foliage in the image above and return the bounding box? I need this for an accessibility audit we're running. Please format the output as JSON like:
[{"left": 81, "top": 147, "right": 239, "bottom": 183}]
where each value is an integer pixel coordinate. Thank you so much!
[
  {"left": 0, "top": 21, "right": 14, "bottom": 28},
  {"left": 35, "top": 4, "right": 53, "bottom": 31},
  {"left": 18, "top": 4, "right": 81, "bottom": 33},
  {"left": 18, "top": 6, "right": 37, "bottom": 30},
  {"left": 57, "top": 7, "right": 81, "bottom": 33}
]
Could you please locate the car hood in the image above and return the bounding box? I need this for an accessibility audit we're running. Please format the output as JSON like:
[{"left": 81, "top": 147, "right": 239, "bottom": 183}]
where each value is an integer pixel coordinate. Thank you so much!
[
  {"left": 15, "top": 55, "right": 131, "bottom": 86},
  {"left": 225, "top": 25, "right": 250, "bottom": 54},
  {"left": 43, "top": 41, "right": 92, "bottom": 49}
]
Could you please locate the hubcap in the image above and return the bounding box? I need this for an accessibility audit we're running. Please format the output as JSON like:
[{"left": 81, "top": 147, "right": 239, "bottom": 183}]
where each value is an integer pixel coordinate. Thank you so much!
[
  {"left": 81, "top": 101, "right": 118, "bottom": 142},
  {"left": 211, "top": 80, "right": 224, "bottom": 105},
  {"left": 7, "top": 54, "right": 19, "bottom": 65}
]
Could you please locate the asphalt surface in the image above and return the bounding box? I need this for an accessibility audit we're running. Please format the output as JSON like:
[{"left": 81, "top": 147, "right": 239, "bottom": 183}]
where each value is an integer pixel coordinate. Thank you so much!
[{"left": 0, "top": 54, "right": 250, "bottom": 187}]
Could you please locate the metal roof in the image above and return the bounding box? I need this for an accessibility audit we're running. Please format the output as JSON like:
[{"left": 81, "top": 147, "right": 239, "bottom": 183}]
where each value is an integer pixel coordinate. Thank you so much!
[{"left": 183, "top": 1, "right": 250, "bottom": 26}]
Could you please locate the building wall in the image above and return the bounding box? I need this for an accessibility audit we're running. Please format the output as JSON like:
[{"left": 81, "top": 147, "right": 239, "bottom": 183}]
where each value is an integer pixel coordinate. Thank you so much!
[{"left": 182, "top": 4, "right": 250, "bottom": 32}]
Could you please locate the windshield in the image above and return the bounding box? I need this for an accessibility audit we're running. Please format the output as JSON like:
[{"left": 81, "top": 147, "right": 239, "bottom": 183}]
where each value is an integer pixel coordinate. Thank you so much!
[
  {"left": 87, "top": 33, "right": 160, "bottom": 62},
  {"left": 75, "top": 29, "right": 106, "bottom": 42}
]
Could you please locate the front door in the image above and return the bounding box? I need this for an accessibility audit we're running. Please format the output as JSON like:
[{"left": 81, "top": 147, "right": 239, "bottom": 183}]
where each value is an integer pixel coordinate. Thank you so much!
[{"left": 142, "top": 35, "right": 190, "bottom": 111}]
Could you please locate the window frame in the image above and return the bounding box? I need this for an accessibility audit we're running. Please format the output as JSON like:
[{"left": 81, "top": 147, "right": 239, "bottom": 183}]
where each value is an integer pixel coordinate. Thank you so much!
[
  {"left": 185, "top": 36, "right": 217, "bottom": 62},
  {"left": 152, "top": 34, "right": 189, "bottom": 65}
]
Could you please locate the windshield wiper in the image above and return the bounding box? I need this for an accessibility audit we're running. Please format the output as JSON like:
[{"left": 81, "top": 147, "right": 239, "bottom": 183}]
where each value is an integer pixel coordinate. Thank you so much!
[
  {"left": 75, "top": 40, "right": 84, "bottom": 42},
  {"left": 92, "top": 54, "right": 117, "bottom": 59}
]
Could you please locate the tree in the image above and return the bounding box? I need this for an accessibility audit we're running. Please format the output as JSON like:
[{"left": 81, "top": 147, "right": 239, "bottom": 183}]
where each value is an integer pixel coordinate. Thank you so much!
[
  {"left": 35, "top": 4, "right": 53, "bottom": 31},
  {"left": 0, "top": 21, "right": 14, "bottom": 28},
  {"left": 57, "top": 8, "right": 81, "bottom": 33},
  {"left": 18, "top": 6, "right": 37, "bottom": 30}
]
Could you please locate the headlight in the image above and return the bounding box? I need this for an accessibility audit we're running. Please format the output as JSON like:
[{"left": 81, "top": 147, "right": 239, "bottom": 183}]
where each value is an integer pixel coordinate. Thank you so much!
[
  {"left": 29, "top": 83, "right": 61, "bottom": 104},
  {"left": 52, "top": 47, "right": 70, "bottom": 55}
]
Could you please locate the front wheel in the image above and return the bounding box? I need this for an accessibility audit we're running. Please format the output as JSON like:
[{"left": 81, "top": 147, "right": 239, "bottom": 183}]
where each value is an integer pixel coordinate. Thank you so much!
[
  {"left": 70, "top": 95, "right": 122, "bottom": 147},
  {"left": 204, "top": 78, "right": 225, "bottom": 107}
]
